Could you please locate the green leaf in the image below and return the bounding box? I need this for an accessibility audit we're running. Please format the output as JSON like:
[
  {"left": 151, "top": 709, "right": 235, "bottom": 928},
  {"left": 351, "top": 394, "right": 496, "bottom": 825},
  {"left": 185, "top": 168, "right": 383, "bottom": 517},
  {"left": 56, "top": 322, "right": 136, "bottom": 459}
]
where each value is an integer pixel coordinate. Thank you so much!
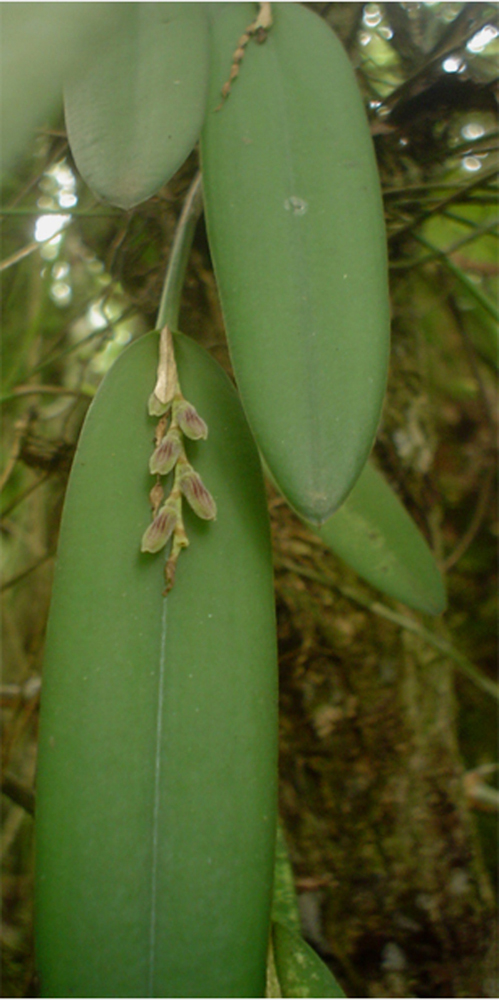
[
  {"left": 272, "top": 922, "right": 346, "bottom": 998},
  {"left": 64, "top": 4, "right": 210, "bottom": 209},
  {"left": 201, "top": 3, "right": 390, "bottom": 525},
  {"left": 272, "top": 824, "right": 301, "bottom": 935},
  {"left": 35, "top": 332, "right": 278, "bottom": 997},
  {"left": 313, "top": 460, "right": 446, "bottom": 615},
  {"left": 0, "top": 3, "right": 126, "bottom": 171}
]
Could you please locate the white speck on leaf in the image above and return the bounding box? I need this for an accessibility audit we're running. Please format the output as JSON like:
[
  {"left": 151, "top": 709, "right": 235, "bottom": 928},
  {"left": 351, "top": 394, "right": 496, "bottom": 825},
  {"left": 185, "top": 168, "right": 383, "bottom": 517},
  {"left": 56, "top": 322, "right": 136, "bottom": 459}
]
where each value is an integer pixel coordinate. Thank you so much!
[{"left": 284, "top": 196, "right": 308, "bottom": 216}]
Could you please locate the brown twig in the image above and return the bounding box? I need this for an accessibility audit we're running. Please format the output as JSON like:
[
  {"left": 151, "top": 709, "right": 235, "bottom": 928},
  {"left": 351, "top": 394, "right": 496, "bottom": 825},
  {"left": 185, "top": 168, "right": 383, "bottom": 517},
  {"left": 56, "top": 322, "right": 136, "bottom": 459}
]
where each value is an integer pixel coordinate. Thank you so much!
[
  {"left": 0, "top": 241, "right": 39, "bottom": 272},
  {"left": 1, "top": 384, "right": 91, "bottom": 404},
  {"left": 0, "top": 414, "right": 31, "bottom": 492},
  {"left": 1, "top": 773, "right": 35, "bottom": 816},
  {"left": 1, "top": 472, "right": 51, "bottom": 519},
  {"left": 1, "top": 551, "right": 55, "bottom": 593}
]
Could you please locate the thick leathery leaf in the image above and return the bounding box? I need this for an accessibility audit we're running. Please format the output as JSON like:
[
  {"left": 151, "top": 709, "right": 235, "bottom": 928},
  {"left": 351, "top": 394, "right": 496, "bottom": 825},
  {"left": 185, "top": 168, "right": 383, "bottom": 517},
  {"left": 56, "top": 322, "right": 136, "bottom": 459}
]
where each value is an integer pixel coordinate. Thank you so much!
[
  {"left": 64, "top": 4, "right": 209, "bottom": 209},
  {"left": 35, "top": 332, "right": 278, "bottom": 997},
  {"left": 202, "top": 3, "right": 390, "bottom": 524},
  {"left": 0, "top": 4, "right": 125, "bottom": 170},
  {"left": 314, "top": 460, "right": 446, "bottom": 615},
  {"left": 273, "top": 922, "right": 346, "bottom": 998}
]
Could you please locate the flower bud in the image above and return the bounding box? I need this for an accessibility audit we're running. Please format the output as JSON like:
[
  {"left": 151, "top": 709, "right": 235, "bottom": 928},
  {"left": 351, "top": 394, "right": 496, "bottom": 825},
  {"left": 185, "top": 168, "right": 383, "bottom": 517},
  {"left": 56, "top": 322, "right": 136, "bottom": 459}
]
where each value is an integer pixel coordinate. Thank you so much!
[
  {"left": 174, "top": 399, "right": 208, "bottom": 441},
  {"left": 179, "top": 465, "right": 217, "bottom": 520},
  {"left": 149, "top": 428, "right": 182, "bottom": 476},
  {"left": 141, "top": 502, "right": 178, "bottom": 554}
]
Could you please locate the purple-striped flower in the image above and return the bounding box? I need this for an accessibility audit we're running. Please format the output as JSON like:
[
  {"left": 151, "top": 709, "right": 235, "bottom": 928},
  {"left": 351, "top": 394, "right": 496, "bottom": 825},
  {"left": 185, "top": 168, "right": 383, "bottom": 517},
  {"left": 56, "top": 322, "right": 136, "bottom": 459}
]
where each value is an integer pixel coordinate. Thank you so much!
[
  {"left": 149, "top": 428, "right": 182, "bottom": 476},
  {"left": 179, "top": 465, "right": 217, "bottom": 520},
  {"left": 141, "top": 502, "right": 178, "bottom": 554},
  {"left": 174, "top": 399, "right": 208, "bottom": 441}
]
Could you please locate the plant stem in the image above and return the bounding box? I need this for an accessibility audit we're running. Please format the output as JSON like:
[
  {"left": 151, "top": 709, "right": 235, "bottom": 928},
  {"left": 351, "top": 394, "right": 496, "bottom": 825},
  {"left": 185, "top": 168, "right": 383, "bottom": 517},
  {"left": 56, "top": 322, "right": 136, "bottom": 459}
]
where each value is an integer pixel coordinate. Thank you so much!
[
  {"left": 388, "top": 164, "right": 498, "bottom": 243},
  {"left": 156, "top": 172, "right": 203, "bottom": 331},
  {"left": 414, "top": 233, "right": 499, "bottom": 323},
  {"left": 443, "top": 209, "right": 499, "bottom": 235},
  {"left": 390, "top": 216, "right": 499, "bottom": 271},
  {"left": 0, "top": 207, "right": 119, "bottom": 216}
]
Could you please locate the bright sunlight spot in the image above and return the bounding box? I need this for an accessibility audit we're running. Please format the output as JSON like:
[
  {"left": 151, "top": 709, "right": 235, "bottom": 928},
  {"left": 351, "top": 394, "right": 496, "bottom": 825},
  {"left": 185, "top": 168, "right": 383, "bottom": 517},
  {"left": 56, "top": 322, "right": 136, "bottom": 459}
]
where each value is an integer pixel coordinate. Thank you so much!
[
  {"left": 461, "top": 123, "right": 486, "bottom": 140},
  {"left": 87, "top": 301, "right": 111, "bottom": 331},
  {"left": 35, "top": 214, "right": 70, "bottom": 243},
  {"left": 442, "top": 55, "right": 466, "bottom": 73},
  {"left": 59, "top": 191, "right": 78, "bottom": 209},
  {"left": 363, "top": 5, "right": 382, "bottom": 28},
  {"left": 50, "top": 282, "right": 72, "bottom": 306},
  {"left": 49, "top": 161, "right": 78, "bottom": 210},
  {"left": 40, "top": 235, "right": 63, "bottom": 261},
  {"left": 52, "top": 262, "right": 70, "bottom": 281},
  {"left": 462, "top": 156, "right": 482, "bottom": 172},
  {"left": 467, "top": 24, "right": 499, "bottom": 54}
]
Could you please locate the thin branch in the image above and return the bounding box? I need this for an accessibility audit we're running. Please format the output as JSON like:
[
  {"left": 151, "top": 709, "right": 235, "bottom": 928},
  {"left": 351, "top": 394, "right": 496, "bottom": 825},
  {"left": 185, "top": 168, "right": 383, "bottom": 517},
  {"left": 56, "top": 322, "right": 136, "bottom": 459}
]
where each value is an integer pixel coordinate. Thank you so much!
[
  {"left": 414, "top": 233, "right": 499, "bottom": 323},
  {"left": 388, "top": 165, "right": 499, "bottom": 243},
  {"left": 3, "top": 139, "right": 68, "bottom": 210},
  {"left": 25, "top": 304, "right": 136, "bottom": 379},
  {"left": 450, "top": 129, "right": 499, "bottom": 157},
  {"left": 0, "top": 413, "right": 31, "bottom": 492},
  {"left": 1, "top": 472, "right": 51, "bottom": 519},
  {"left": 380, "top": 5, "right": 498, "bottom": 113},
  {"left": 0, "top": 206, "right": 120, "bottom": 217},
  {"left": 383, "top": 179, "right": 485, "bottom": 199},
  {"left": 1, "top": 551, "right": 55, "bottom": 592},
  {"left": 1, "top": 773, "right": 35, "bottom": 815},
  {"left": 0, "top": 241, "right": 39, "bottom": 272},
  {"left": 1, "top": 385, "right": 92, "bottom": 405},
  {"left": 13, "top": 285, "right": 116, "bottom": 380},
  {"left": 390, "top": 216, "right": 499, "bottom": 271},
  {"left": 452, "top": 255, "right": 499, "bottom": 277},
  {"left": 0, "top": 213, "right": 72, "bottom": 271}
]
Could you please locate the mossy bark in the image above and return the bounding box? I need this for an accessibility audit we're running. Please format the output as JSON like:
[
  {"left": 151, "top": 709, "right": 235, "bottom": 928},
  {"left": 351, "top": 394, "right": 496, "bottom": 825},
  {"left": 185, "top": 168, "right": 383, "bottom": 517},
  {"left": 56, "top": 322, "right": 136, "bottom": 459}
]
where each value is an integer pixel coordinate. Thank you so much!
[{"left": 275, "top": 543, "right": 496, "bottom": 998}]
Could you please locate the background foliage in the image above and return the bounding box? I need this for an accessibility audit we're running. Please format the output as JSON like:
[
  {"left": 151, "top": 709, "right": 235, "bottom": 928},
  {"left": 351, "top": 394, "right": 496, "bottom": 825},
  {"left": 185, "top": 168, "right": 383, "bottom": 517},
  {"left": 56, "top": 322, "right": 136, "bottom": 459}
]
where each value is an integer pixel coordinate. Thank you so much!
[{"left": 1, "top": 2, "right": 498, "bottom": 996}]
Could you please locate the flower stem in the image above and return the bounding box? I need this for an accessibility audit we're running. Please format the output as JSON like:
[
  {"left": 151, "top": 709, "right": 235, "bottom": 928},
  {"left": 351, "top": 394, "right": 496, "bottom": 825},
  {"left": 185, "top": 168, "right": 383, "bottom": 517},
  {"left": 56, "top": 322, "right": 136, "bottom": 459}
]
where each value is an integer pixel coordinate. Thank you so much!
[{"left": 156, "top": 172, "right": 203, "bottom": 331}]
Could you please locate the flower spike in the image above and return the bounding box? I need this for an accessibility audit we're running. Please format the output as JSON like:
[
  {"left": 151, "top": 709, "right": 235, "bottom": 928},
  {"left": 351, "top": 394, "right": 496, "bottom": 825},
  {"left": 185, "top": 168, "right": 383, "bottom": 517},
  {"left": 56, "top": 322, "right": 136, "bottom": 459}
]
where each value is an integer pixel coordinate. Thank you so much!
[{"left": 142, "top": 327, "right": 216, "bottom": 587}]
